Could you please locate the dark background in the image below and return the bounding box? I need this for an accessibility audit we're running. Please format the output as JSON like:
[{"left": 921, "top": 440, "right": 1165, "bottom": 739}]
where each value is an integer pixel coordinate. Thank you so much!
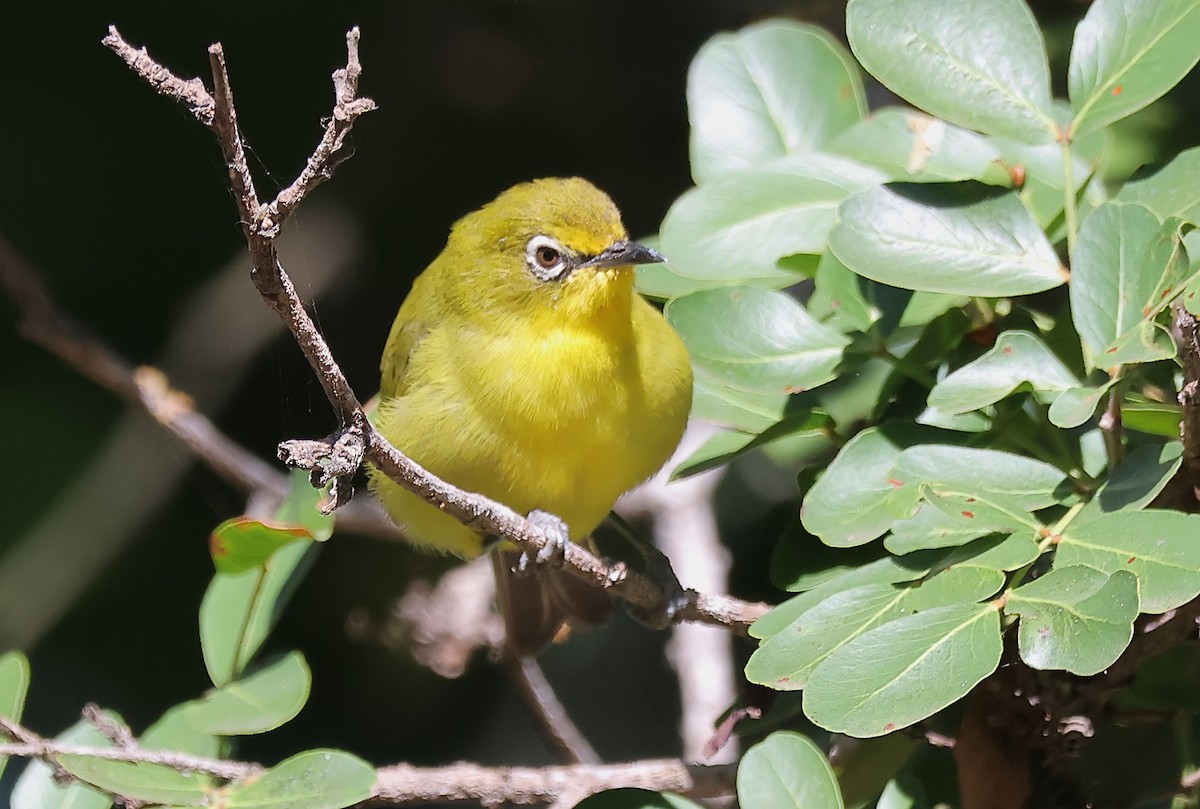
[{"left": 0, "top": 0, "right": 1189, "bottom": 800}]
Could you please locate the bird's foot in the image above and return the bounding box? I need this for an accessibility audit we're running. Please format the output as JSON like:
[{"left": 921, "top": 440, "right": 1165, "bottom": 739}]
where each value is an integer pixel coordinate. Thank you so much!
[
  {"left": 627, "top": 564, "right": 692, "bottom": 630},
  {"left": 514, "top": 510, "right": 571, "bottom": 575},
  {"left": 606, "top": 515, "right": 689, "bottom": 628}
]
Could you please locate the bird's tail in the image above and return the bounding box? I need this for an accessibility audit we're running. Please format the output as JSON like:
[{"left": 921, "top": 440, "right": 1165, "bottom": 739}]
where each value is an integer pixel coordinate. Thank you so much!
[{"left": 491, "top": 550, "right": 613, "bottom": 656}]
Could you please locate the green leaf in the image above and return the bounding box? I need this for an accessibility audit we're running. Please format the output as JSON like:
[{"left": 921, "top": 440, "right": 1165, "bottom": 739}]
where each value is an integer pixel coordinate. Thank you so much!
[
  {"left": 736, "top": 732, "right": 844, "bottom": 809},
  {"left": 888, "top": 445, "right": 1072, "bottom": 512},
  {"left": 689, "top": 371, "right": 791, "bottom": 433},
  {"left": 1070, "top": 203, "right": 1190, "bottom": 370},
  {"left": 671, "top": 422, "right": 832, "bottom": 481},
  {"left": 57, "top": 755, "right": 211, "bottom": 807},
  {"left": 184, "top": 652, "right": 311, "bottom": 736},
  {"left": 938, "top": 533, "right": 1041, "bottom": 574},
  {"left": 199, "top": 539, "right": 315, "bottom": 688},
  {"left": 927, "top": 331, "right": 1080, "bottom": 415},
  {"left": 11, "top": 717, "right": 115, "bottom": 809},
  {"left": 1048, "top": 381, "right": 1117, "bottom": 428},
  {"left": 635, "top": 264, "right": 731, "bottom": 302},
  {"left": 809, "top": 251, "right": 919, "bottom": 335},
  {"left": 661, "top": 157, "right": 884, "bottom": 282},
  {"left": 224, "top": 750, "right": 376, "bottom": 809},
  {"left": 1075, "top": 442, "right": 1183, "bottom": 525},
  {"left": 829, "top": 183, "right": 1065, "bottom": 296},
  {"left": 688, "top": 20, "right": 866, "bottom": 183},
  {"left": 1069, "top": 0, "right": 1200, "bottom": 138},
  {"left": 885, "top": 489, "right": 1042, "bottom": 554},
  {"left": 752, "top": 552, "right": 942, "bottom": 638},
  {"left": 1123, "top": 402, "right": 1183, "bottom": 437},
  {"left": 885, "top": 503, "right": 1004, "bottom": 553},
  {"left": 1057, "top": 510, "right": 1200, "bottom": 612},
  {"left": 828, "top": 107, "right": 1009, "bottom": 184},
  {"left": 667, "top": 286, "right": 850, "bottom": 395},
  {"left": 804, "top": 603, "right": 1003, "bottom": 737},
  {"left": 990, "top": 129, "right": 1108, "bottom": 230},
  {"left": 747, "top": 569, "right": 997, "bottom": 691},
  {"left": 802, "top": 425, "right": 940, "bottom": 548},
  {"left": 141, "top": 704, "right": 219, "bottom": 760},
  {"left": 1119, "top": 146, "right": 1200, "bottom": 223},
  {"left": 574, "top": 789, "right": 704, "bottom": 809},
  {"left": 210, "top": 518, "right": 312, "bottom": 575},
  {"left": 275, "top": 469, "right": 335, "bottom": 542},
  {"left": 0, "top": 651, "right": 30, "bottom": 782},
  {"left": 846, "top": 0, "right": 1057, "bottom": 144},
  {"left": 1008, "top": 566, "right": 1138, "bottom": 675}
]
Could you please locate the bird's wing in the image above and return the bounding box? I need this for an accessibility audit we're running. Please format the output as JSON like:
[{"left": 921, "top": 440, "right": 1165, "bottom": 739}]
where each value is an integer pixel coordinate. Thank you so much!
[{"left": 379, "top": 273, "right": 436, "bottom": 399}]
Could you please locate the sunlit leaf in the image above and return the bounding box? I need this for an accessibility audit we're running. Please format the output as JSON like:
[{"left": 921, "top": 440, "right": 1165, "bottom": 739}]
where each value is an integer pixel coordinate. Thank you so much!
[
  {"left": 1057, "top": 510, "right": 1200, "bottom": 613},
  {"left": 804, "top": 602, "right": 1003, "bottom": 737},
  {"left": 1069, "top": 0, "right": 1200, "bottom": 138},
  {"left": 1008, "top": 565, "right": 1138, "bottom": 675},
  {"left": 846, "top": 0, "right": 1057, "bottom": 143},
  {"left": 737, "top": 732, "right": 844, "bottom": 809},
  {"left": 688, "top": 20, "right": 866, "bottom": 182},
  {"left": 667, "top": 286, "right": 850, "bottom": 395},
  {"left": 830, "top": 183, "right": 1065, "bottom": 296},
  {"left": 829, "top": 107, "right": 1009, "bottom": 184},
  {"left": 802, "top": 425, "right": 942, "bottom": 548},
  {"left": 1070, "top": 203, "right": 1190, "bottom": 370},
  {"left": 1075, "top": 442, "right": 1183, "bottom": 525},
  {"left": 661, "top": 157, "right": 884, "bottom": 282},
  {"left": 928, "top": 331, "right": 1079, "bottom": 414}
]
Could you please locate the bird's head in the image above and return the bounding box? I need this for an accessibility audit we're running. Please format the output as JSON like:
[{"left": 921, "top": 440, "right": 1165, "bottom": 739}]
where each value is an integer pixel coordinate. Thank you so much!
[{"left": 442, "top": 177, "right": 663, "bottom": 323}]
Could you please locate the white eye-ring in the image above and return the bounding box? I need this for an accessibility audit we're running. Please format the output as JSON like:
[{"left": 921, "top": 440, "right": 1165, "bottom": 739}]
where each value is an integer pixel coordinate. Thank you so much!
[{"left": 526, "top": 235, "right": 570, "bottom": 281}]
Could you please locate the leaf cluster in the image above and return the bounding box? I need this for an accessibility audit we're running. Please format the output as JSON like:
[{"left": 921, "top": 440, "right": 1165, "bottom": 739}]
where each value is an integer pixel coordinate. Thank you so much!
[{"left": 631, "top": 0, "right": 1200, "bottom": 805}]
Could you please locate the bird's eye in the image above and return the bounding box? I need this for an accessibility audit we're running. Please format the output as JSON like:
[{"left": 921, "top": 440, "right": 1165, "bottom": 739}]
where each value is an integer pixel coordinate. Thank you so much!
[
  {"left": 525, "top": 235, "right": 570, "bottom": 280},
  {"left": 535, "top": 245, "right": 561, "bottom": 269}
]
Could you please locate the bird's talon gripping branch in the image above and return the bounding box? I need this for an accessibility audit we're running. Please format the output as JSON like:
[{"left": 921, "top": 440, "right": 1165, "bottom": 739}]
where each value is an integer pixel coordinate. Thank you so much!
[{"left": 519, "top": 509, "right": 571, "bottom": 571}]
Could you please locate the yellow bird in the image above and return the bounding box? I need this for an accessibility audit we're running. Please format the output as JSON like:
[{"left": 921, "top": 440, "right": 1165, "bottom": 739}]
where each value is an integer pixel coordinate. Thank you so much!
[{"left": 370, "top": 177, "right": 693, "bottom": 654}]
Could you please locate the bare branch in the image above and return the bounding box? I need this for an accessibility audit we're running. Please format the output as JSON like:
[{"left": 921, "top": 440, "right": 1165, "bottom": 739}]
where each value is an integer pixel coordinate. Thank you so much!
[
  {"left": 0, "top": 714, "right": 735, "bottom": 807},
  {"left": 0, "top": 232, "right": 400, "bottom": 542},
  {"left": 103, "top": 27, "right": 768, "bottom": 634},
  {"left": 272, "top": 28, "right": 378, "bottom": 227},
  {"left": 370, "top": 759, "right": 735, "bottom": 806},
  {"left": 101, "top": 26, "right": 214, "bottom": 124},
  {"left": 503, "top": 655, "right": 601, "bottom": 766}
]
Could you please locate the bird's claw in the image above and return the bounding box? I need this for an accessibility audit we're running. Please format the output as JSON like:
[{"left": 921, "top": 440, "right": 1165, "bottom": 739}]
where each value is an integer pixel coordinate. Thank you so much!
[
  {"left": 514, "top": 509, "right": 571, "bottom": 574},
  {"left": 628, "top": 578, "right": 692, "bottom": 630}
]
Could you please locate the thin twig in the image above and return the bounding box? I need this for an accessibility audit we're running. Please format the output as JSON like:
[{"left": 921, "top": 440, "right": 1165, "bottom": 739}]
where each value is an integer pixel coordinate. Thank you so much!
[
  {"left": 102, "top": 26, "right": 768, "bottom": 635},
  {"left": 503, "top": 655, "right": 601, "bottom": 766},
  {"left": 370, "top": 758, "right": 735, "bottom": 806},
  {"left": 0, "top": 232, "right": 400, "bottom": 541},
  {"left": 0, "top": 715, "right": 734, "bottom": 807}
]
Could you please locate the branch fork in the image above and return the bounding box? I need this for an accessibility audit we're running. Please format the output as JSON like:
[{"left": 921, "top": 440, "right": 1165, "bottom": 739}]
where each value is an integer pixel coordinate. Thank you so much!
[{"left": 100, "top": 26, "right": 764, "bottom": 636}]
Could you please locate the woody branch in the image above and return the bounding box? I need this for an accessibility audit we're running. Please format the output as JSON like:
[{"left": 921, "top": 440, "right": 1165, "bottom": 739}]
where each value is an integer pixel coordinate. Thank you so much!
[{"left": 101, "top": 25, "right": 767, "bottom": 633}]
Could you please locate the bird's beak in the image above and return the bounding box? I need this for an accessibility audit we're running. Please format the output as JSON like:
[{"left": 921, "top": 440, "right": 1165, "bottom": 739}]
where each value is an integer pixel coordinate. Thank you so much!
[{"left": 577, "top": 240, "right": 666, "bottom": 271}]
